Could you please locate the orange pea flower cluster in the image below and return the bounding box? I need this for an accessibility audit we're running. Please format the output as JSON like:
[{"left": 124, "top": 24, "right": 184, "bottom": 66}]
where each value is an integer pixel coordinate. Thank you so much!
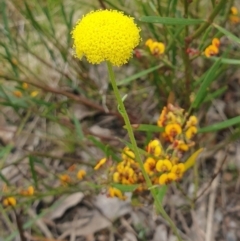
[
  {"left": 145, "top": 38, "right": 165, "bottom": 56},
  {"left": 142, "top": 104, "right": 197, "bottom": 185},
  {"left": 229, "top": 6, "right": 240, "bottom": 24},
  {"left": 95, "top": 104, "right": 198, "bottom": 199},
  {"left": 204, "top": 38, "right": 220, "bottom": 58}
]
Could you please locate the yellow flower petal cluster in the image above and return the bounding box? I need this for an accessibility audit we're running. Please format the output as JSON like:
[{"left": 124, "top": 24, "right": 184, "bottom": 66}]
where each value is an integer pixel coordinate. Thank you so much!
[
  {"left": 71, "top": 9, "right": 141, "bottom": 66},
  {"left": 204, "top": 38, "right": 220, "bottom": 58},
  {"left": 3, "top": 197, "right": 17, "bottom": 207},
  {"left": 77, "top": 169, "right": 86, "bottom": 180},
  {"left": 59, "top": 174, "right": 71, "bottom": 186},
  {"left": 20, "top": 186, "right": 35, "bottom": 196},
  {"left": 229, "top": 6, "right": 240, "bottom": 24},
  {"left": 108, "top": 187, "right": 126, "bottom": 200},
  {"left": 146, "top": 139, "right": 162, "bottom": 157},
  {"left": 145, "top": 38, "right": 165, "bottom": 56}
]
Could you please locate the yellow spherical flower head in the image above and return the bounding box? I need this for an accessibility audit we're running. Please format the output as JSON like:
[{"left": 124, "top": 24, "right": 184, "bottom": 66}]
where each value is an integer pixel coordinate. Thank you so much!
[{"left": 71, "top": 9, "right": 141, "bottom": 66}]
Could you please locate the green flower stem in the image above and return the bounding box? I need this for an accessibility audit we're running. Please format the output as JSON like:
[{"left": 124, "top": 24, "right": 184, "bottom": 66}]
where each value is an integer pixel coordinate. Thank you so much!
[{"left": 107, "top": 61, "right": 183, "bottom": 241}]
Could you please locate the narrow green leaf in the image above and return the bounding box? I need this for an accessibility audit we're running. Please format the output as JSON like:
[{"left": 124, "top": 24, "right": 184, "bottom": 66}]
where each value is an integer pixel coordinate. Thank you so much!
[
  {"left": 156, "top": 185, "right": 168, "bottom": 203},
  {"left": 129, "top": 124, "right": 164, "bottom": 132},
  {"left": 191, "top": 58, "right": 222, "bottom": 109},
  {"left": 88, "top": 136, "right": 120, "bottom": 162},
  {"left": 112, "top": 183, "right": 139, "bottom": 192},
  {"left": 211, "top": 57, "right": 240, "bottom": 65},
  {"left": 73, "top": 115, "right": 84, "bottom": 141},
  {"left": 213, "top": 24, "right": 240, "bottom": 44},
  {"left": 140, "top": 16, "right": 204, "bottom": 25},
  {"left": 203, "top": 86, "right": 227, "bottom": 103},
  {"left": 0, "top": 172, "right": 10, "bottom": 185},
  {"left": 29, "top": 156, "right": 38, "bottom": 189},
  {"left": 198, "top": 116, "right": 240, "bottom": 133},
  {"left": 117, "top": 64, "right": 162, "bottom": 86}
]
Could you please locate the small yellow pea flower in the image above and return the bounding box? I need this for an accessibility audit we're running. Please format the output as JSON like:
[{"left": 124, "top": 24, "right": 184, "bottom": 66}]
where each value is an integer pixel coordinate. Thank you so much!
[
  {"left": 94, "top": 157, "right": 107, "bottom": 170},
  {"left": 185, "top": 126, "right": 198, "bottom": 139},
  {"left": 145, "top": 38, "right": 153, "bottom": 47},
  {"left": 149, "top": 41, "right": 165, "bottom": 56},
  {"left": 176, "top": 140, "right": 189, "bottom": 152},
  {"left": 229, "top": 15, "right": 240, "bottom": 23},
  {"left": 186, "top": 116, "right": 198, "bottom": 127},
  {"left": 231, "top": 6, "right": 238, "bottom": 15},
  {"left": 144, "top": 157, "right": 156, "bottom": 176},
  {"left": 71, "top": 9, "right": 141, "bottom": 66},
  {"left": 157, "top": 107, "right": 167, "bottom": 127},
  {"left": 59, "top": 174, "right": 71, "bottom": 185},
  {"left": 113, "top": 172, "right": 120, "bottom": 183},
  {"left": 212, "top": 38, "right": 220, "bottom": 48},
  {"left": 13, "top": 90, "right": 22, "bottom": 98},
  {"left": 108, "top": 187, "right": 126, "bottom": 200},
  {"left": 156, "top": 159, "right": 172, "bottom": 172},
  {"left": 165, "top": 123, "right": 182, "bottom": 141},
  {"left": 121, "top": 149, "right": 135, "bottom": 163},
  {"left": 30, "top": 91, "right": 39, "bottom": 97},
  {"left": 22, "top": 83, "right": 29, "bottom": 89},
  {"left": 77, "top": 169, "right": 86, "bottom": 180},
  {"left": 204, "top": 44, "right": 219, "bottom": 58},
  {"left": 146, "top": 140, "right": 162, "bottom": 157},
  {"left": 171, "top": 163, "right": 185, "bottom": 178},
  {"left": 3, "top": 197, "right": 17, "bottom": 207},
  {"left": 159, "top": 173, "right": 177, "bottom": 185}
]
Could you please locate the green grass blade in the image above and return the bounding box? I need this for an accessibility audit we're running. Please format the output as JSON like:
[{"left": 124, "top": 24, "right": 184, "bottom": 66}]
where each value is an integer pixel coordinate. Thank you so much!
[
  {"left": 29, "top": 156, "right": 39, "bottom": 189},
  {"left": 112, "top": 183, "right": 139, "bottom": 192},
  {"left": 0, "top": 172, "right": 10, "bottom": 185},
  {"left": 213, "top": 24, "right": 240, "bottom": 44},
  {"left": 211, "top": 57, "right": 240, "bottom": 65},
  {"left": 117, "top": 64, "right": 163, "bottom": 86},
  {"left": 156, "top": 185, "right": 168, "bottom": 203},
  {"left": 140, "top": 16, "right": 204, "bottom": 25},
  {"left": 72, "top": 115, "right": 84, "bottom": 141},
  {"left": 191, "top": 58, "right": 222, "bottom": 109},
  {"left": 198, "top": 116, "right": 240, "bottom": 133},
  {"left": 129, "top": 124, "right": 164, "bottom": 132},
  {"left": 203, "top": 86, "right": 227, "bottom": 103}
]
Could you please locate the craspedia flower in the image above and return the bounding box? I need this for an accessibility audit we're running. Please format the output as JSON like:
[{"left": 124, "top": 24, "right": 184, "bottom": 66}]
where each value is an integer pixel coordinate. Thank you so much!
[{"left": 71, "top": 9, "right": 141, "bottom": 66}]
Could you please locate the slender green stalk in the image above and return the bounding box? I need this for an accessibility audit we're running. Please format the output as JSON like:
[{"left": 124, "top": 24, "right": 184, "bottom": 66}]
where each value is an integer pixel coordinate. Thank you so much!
[
  {"left": 107, "top": 61, "right": 183, "bottom": 241},
  {"left": 183, "top": 0, "right": 191, "bottom": 105}
]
